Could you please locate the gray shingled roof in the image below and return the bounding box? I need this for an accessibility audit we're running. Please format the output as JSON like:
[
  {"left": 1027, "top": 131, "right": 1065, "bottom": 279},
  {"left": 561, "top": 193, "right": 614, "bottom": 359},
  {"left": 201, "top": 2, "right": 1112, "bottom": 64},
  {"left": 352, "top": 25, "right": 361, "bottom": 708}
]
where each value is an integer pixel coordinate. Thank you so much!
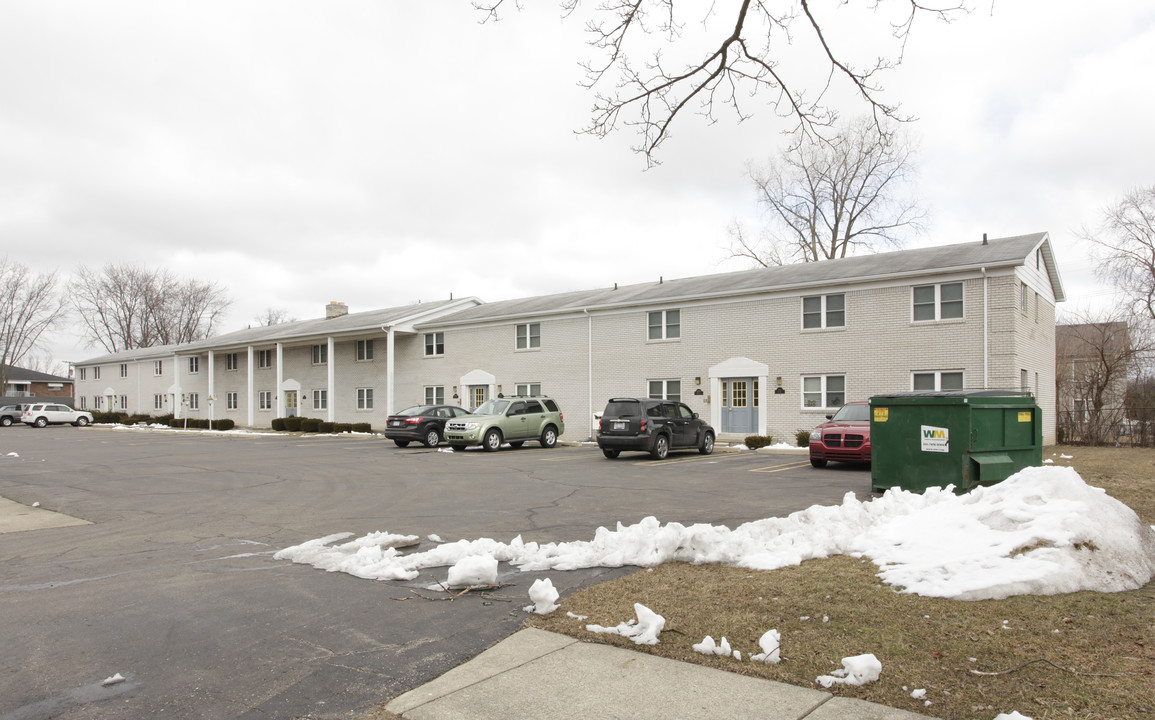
[
  {"left": 422, "top": 233, "right": 1061, "bottom": 327},
  {"left": 76, "top": 298, "right": 471, "bottom": 365},
  {"left": 1, "top": 364, "right": 73, "bottom": 383}
]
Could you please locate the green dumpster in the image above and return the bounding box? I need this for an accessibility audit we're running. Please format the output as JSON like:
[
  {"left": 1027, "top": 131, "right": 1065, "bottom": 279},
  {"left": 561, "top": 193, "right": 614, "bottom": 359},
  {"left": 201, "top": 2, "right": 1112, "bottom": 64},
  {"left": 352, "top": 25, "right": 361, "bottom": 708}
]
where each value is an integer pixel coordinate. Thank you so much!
[{"left": 869, "top": 391, "right": 1042, "bottom": 494}]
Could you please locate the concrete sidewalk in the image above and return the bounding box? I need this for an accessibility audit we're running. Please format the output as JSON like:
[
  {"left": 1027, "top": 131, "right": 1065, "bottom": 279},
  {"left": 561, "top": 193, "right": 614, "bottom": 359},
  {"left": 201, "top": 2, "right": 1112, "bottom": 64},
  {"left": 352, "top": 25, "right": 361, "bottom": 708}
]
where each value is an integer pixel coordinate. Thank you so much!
[
  {"left": 386, "top": 628, "right": 934, "bottom": 720},
  {"left": 0, "top": 495, "right": 90, "bottom": 534}
]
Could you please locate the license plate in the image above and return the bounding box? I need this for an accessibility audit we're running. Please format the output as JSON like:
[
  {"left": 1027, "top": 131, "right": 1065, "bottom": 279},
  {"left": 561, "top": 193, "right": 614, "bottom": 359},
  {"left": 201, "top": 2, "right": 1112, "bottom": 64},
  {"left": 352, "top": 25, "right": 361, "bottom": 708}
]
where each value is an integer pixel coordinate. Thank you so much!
[
  {"left": 390, "top": 420, "right": 401, "bottom": 427},
  {"left": 613, "top": 421, "right": 627, "bottom": 430}
]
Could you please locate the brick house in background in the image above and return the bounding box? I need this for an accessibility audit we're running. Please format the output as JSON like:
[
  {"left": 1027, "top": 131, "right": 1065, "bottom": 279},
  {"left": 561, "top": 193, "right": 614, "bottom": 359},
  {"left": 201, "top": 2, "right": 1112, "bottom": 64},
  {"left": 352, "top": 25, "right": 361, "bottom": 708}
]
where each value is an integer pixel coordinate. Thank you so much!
[
  {"left": 1, "top": 364, "right": 75, "bottom": 406},
  {"left": 72, "top": 233, "right": 1065, "bottom": 443}
]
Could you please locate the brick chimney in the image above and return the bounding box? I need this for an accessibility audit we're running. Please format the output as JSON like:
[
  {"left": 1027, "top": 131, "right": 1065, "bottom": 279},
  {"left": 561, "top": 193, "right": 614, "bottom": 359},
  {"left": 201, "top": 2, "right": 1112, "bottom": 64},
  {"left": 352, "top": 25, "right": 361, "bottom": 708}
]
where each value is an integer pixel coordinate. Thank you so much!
[{"left": 326, "top": 301, "right": 348, "bottom": 319}]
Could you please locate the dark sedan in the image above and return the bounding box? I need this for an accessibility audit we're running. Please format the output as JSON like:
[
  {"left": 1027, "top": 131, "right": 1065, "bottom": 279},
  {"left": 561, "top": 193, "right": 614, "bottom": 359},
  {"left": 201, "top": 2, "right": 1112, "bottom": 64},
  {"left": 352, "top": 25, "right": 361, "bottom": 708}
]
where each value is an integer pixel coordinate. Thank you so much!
[{"left": 385, "top": 405, "right": 472, "bottom": 448}]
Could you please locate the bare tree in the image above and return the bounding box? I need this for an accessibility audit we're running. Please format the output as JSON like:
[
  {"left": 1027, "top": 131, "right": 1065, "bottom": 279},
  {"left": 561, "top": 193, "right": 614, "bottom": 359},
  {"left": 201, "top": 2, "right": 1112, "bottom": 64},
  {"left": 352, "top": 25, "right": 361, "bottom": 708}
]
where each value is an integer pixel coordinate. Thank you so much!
[
  {"left": 72, "top": 264, "right": 231, "bottom": 352},
  {"left": 255, "top": 307, "right": 296, "bottom": 326},
  {"left": 475, "top": 0, "right": 967, "bottom": 164},
  {"left": 1083, "top": 184, "right": 1155, "bottom": 320},
  {"left": 1056, "top": 310, "right": 1155, "bottom": 445},
  {"left": 0, "top": 257, "right": 68, "bottom": 392},
  {"left": 729, "top": 116, "right": 924, "bottom": 266}
]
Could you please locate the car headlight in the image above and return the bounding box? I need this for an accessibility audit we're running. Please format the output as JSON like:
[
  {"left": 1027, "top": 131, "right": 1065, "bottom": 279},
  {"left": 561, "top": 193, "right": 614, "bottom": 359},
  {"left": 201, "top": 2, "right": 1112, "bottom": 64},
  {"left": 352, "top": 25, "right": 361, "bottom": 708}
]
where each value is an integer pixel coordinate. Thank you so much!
[
  {"left": 460, "top": 422, "right": 480, "bottom": 430},
  {"left": 811, "top": 428, "right": 822, "bottom": 441}
]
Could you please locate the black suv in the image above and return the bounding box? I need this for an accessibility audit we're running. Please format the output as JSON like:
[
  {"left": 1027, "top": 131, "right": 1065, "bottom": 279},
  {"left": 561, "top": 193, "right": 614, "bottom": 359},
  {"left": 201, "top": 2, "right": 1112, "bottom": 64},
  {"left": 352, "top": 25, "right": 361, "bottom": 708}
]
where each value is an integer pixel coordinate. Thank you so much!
[{"left": 596, "top": 398, "right": 715, "bottom": 460}]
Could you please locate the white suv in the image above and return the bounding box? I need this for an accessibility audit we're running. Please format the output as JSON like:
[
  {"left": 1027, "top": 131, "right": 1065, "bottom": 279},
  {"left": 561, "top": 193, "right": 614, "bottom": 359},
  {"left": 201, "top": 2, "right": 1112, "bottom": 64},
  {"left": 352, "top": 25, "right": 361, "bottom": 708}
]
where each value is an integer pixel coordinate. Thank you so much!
[{"left": 22, "top": 403, "right": 94, "bottom": 428}]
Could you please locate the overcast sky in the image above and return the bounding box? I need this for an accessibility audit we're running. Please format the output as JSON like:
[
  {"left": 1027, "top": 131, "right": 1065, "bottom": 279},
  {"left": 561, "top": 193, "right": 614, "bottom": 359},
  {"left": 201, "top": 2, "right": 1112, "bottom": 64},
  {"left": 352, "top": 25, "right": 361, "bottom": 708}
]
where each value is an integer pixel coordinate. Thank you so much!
[{"left": 3, "top": 1, "right": 1153, "bottom": 367}]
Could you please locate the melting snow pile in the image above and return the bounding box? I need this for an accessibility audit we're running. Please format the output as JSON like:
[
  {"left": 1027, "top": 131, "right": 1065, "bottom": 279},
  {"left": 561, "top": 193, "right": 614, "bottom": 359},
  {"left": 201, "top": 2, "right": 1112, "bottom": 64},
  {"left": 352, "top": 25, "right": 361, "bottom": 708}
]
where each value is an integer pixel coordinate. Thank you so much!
[
  {"left": 586, "top": 603, "right": 665, "bottom": 645},
  {"left": 446, "top": 555, "right": 497, "bottom": 587},
  {"left": 815, "top": 653, "right": 882, "bottom": 688},
  {"left": 274, "top": 466, "right": 1155, "bottom": 600},
  {"left": 524, "top": 578, "right": 559, "bottom": 614}
]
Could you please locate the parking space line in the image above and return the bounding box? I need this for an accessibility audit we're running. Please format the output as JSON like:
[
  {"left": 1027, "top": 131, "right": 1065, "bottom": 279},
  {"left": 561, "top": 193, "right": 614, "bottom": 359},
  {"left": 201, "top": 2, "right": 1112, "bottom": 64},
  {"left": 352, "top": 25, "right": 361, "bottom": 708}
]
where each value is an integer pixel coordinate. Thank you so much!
[{"left": 751, "top": 461, "right": 813, "bottom": 473}]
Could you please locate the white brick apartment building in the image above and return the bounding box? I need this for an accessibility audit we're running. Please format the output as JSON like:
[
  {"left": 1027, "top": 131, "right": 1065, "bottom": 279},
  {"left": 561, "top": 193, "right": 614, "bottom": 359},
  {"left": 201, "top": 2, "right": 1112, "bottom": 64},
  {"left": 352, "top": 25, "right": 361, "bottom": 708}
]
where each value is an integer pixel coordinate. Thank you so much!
[{"left": 73, "top": 233, "right": 1065, "bottom": 443}]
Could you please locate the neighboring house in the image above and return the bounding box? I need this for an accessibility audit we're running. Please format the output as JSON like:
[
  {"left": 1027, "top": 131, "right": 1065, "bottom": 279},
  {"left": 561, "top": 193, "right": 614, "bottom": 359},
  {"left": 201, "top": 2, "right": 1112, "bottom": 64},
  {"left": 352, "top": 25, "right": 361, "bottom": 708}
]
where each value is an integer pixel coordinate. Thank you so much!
[
  {"left": 1, "top": 364, "right": 74, "bottom": 406},
  {"left": 72, "top": 233, "right": 1065, "bottom": 443},
  {"left": 1055, "top": 321, "right": 1131, "bottom": 444}
]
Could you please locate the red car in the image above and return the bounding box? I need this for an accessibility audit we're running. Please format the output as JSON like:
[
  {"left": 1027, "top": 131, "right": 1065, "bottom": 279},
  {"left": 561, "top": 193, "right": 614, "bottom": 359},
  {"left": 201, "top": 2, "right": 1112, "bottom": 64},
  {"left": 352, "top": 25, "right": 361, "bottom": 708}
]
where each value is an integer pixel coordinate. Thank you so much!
[{"left": 808, "top": 401, "right": 871, "bottom": 468}]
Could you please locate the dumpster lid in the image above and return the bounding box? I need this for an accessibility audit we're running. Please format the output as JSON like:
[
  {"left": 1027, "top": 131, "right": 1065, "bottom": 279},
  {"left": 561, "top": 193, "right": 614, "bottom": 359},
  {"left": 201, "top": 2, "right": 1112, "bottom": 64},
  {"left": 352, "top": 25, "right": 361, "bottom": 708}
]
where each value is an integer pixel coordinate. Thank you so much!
[{"left": 870, "top": 390, "right": 1033, "bottom": 400}]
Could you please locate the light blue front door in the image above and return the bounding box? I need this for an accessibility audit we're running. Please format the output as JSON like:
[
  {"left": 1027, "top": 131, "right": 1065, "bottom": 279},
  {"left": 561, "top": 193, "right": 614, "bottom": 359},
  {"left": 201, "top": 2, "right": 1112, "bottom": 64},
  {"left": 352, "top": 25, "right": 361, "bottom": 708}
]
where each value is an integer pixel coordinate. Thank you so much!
[{"left": 721, "top": 378, "right": 755, "bottom": 434}]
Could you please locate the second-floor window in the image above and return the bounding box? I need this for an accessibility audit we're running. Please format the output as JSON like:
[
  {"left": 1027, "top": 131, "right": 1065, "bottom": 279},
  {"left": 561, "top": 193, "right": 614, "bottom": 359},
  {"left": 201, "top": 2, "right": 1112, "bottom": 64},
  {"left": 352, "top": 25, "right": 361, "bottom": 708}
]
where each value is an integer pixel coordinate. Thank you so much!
[
  {"left": 516, "top": 323, "right": 541, "bottom": 350},
  {"left": 154, "top": 360, "right": 163, "bottom": 376},
  {"left": 188, "top": 356, "right": 199, "bottom": 374},
  {"left": 120, "top": 364, "right": 128, "bottom": 378},
  {"left": 424, "top": 332, "right": 444, "bottom": 357},
  {"left": 79, "top": 368, "right": 86, "bottom": 380},
  {"left": 647, "top": 309, "right": 680, "bottom": 340},
  {"left": 226, "top": 353, "right": 238, "bottom": 371},
  {"left": 312, "top": 344, "right": 327, "bottom": 365},
  {"left": 93, "top": 367, "right": 101, "bottom": 380},
  {"left": 802, "top": 294, "right": 845, "bottom": 329},
  {"left": 356, "top": 339, "right": 374, "bottom": 361},
  {"left": 912, "top": 282, "right": 964, "bottom": 322},
  {"left": 258, "top": 350, "right": 273, "bottom": 369}
]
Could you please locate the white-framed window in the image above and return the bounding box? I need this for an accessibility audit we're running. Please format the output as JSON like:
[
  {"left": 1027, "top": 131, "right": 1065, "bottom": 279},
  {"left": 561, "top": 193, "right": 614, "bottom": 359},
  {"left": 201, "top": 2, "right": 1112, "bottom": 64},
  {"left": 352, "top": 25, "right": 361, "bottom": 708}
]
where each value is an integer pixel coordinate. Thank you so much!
[
  {"left": 357, "top": 387, "right": 374, "bottom": 410},
  {"left": 119, "top": 395, "right": 128, "bottom": 409},
  {"left": 154, "top": 360, "right": 163, "bottom": 376},
  {"left": 226, "top": 391, "right": 238, "bottom": 410},
  {"left": 424, "top": 332, "right": 444, "bottom": 357},
  {"left": 647, "top": 309, "right": 680, "bottom": 340},
  {"left": 356, "top": 339, "right": 374, "bottom": 361},
  {"left": 79, "top": 396, "right": 87, "bottom": 409},
  {"left": 912, "top": 371, "right": 964, "bottom": 391},
  {"left": 188, "top": 393, "right": 199, "bottom": 410},
  {"left": 516, "top": 383, "right": 542, "bottom": 396},
  {"left": 226, "top": 352, "right": 238, "bottom": 371},
  {"left": 78, "top": 367, "right": 87, "bottom": 380},
  {"left": 425, "top": 386, "right": 444, "bottom": 405},
  {"left": 188, "top": 356, "right": 199, "bottom": 374},
  {"left": 258, "top": 391, "right": 273, "bottom": 410},
  {"left": 516, "top": 323, "right": 541, "bottom": 350},
  {"left": 802, "top": 294, "right": 845, "bottom": 329},
  {"left": 912, "top": 282, "right": 964, "bottom": 322},
  {"left": 802, "top": 374, "right": 845, "bottom": 408},
  {"left": 93, "top": 366, "right": 101, "bottom": 380},
  {"left": 120, "top": 364, "right": 128, "bottom": 378},
  {"left": 312, "top": 344, "right": 327, "bottom": 365},
  {"left": 154, "top": 394, "right": 165, "bottom": 410},
  {"left": 258, "top": 350, "right": 273, "bottom": 369},
  {"left": 313, "top": 389, "right": 327, "bottom": 410},
  {"left": 648, "top": 379, "right": 681, "bottom": 401},
  {"left": 1020, "top": 282, "right": 1028, "bottom": 313},
  {"left": 1021, "top": 369, "right": 1029, "bottom": 392},
  {"left": 94, "top": 395, "right": 101, "bottom": 410}
]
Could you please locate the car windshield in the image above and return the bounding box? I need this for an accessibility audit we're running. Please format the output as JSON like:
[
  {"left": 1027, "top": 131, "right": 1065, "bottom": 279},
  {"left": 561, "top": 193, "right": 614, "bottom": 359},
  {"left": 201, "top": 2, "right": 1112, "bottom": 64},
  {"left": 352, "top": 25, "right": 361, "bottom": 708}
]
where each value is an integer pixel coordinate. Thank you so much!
[
  {"left": 831, "top": 403, "right": 870, "bottom": 422},
  {"left": 474, "top": 399, "right": 509, "bottom": 416},
  {"left": 397, "top": 405, "right": 433, "bottom": 417}
]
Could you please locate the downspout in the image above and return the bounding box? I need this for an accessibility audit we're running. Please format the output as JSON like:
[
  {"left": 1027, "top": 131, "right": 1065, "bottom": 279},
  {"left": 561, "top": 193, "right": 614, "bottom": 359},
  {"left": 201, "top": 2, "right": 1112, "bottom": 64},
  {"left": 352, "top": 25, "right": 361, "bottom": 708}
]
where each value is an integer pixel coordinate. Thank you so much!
[
  {"left": 276, "top": 342, "right": 284, "bottom": 418},
  {"left": 981, "top": 267, "right": 989, "bottom": 389},
  {"left": 583, "top": 308, "right": 593, "bottom": 440},
  {"left": 326, "top": 336, "right": 335, "bottom": 422},
  {"left": 246, "top": 346, "right": 255, "bottom": 427}
]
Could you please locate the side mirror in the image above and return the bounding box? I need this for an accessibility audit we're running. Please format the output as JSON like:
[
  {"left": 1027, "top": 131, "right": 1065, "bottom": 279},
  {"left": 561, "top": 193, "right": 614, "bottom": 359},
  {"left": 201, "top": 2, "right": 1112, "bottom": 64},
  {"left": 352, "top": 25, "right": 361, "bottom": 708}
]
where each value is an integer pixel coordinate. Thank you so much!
[
  {"left": 692, "top": 412, "right": 699, "bottom": 419},
  {"left": 825, "top": 414, "right": 833, "bottom": 420}
]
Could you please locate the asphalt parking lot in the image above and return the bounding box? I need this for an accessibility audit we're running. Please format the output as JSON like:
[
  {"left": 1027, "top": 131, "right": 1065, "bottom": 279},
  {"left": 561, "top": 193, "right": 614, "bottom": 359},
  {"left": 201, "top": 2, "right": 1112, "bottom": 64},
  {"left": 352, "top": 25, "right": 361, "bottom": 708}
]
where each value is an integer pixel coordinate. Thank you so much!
[{"left": 0, "top": 426, "right": 872, "bottom": 719}]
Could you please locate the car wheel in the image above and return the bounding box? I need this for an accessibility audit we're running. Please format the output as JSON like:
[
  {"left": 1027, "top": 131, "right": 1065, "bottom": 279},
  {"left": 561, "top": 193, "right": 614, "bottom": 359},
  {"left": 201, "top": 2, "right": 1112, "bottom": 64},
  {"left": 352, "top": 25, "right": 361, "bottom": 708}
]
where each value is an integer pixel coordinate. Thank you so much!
[
  {"left": 602, "top": 448, "right": 620, "bottom": 459},
  {"left": 394, "top": 439, "right": 410, "bottom": 447},
  {"left": 540, "top": 426, "right": 558, "bottom": 448},
  {"left": 423, "top": 428, "right": 441, "bottom": 448},
  {"left": 450, "top": 445, "right": 466, "bottom": 452},
  {"left": 34, "top": 417, "right": 48, "bottom": 428},
  {"left": 482, "top": 428, "right": 503, "bottom": 452},
  {"left": 698, "top": 431, "right": 714, "bottom": 455},
  {"left": 650, "top": 434, "right": 669, "bottom": 460},
  {"left": 0, "top": 416, "right": 11, "bottom": 426},
  {"left": 74, "top": 417, "right": 90, "bottom": 427},
  {"left": 810, "top": 457, "right": 828, "bottom": 468}
]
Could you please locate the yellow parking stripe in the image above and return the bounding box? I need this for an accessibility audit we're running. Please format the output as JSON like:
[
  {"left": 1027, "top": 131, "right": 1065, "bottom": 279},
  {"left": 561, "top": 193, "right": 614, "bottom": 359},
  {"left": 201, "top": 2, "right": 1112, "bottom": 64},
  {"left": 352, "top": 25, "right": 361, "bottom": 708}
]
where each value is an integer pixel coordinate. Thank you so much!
[{"left": 751, "top": 460, "right": 813, "bottom": 473}]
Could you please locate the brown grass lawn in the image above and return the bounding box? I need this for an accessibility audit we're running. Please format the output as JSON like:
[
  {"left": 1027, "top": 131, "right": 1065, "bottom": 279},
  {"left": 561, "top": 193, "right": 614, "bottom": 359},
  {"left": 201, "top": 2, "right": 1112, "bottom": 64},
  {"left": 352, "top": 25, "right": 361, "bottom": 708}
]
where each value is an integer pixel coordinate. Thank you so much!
[{"left": 525, "top": 446, "right": 1155, "bottom": 720}]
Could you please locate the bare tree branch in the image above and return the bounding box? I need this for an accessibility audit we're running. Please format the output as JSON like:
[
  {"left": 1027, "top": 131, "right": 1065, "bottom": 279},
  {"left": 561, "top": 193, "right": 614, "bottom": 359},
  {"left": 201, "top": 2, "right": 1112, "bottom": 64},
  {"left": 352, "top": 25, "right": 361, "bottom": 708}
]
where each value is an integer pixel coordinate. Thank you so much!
[
  {"left": 475, "top": 0, "right": 967, "bottom": 164},
  {"left": 0, "top": 258, "right": 68, "bottom": 391},
  {"left": 1083, "top": 184, "right": 1155, "bottom": 321}
]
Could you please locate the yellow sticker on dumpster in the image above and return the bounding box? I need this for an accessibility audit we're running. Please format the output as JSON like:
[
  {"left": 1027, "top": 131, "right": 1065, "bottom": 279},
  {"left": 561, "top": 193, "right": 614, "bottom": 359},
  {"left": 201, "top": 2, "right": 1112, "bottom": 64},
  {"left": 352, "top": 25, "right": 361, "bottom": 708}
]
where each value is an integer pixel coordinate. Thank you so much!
[
  {"left": 1018, "top": 411, "right": 1032, "bottom": 422},
  {"left": 874, "top": 407, "right": 888, "bottom": 422}
]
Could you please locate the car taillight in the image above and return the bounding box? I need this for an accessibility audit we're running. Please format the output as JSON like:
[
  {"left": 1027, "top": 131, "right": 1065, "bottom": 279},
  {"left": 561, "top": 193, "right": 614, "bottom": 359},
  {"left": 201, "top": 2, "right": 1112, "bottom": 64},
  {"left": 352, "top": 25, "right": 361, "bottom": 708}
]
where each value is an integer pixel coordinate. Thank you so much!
[
  {"left": 639, "top": 420, "right": 647, "bottom": 432},
  {"left": 559, "top": 412, "right": 564, "bottom": 422},
  {"left": 404, "top": 417, "right": 421, "bottom": 424}
]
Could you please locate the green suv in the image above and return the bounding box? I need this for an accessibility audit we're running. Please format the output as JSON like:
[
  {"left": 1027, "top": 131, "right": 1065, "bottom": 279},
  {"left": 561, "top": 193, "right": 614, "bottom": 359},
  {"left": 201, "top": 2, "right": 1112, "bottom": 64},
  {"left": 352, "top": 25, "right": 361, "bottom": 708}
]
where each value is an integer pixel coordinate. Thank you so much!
[{"left": 443, "top": 396, "right": 564, "bottom": 451}]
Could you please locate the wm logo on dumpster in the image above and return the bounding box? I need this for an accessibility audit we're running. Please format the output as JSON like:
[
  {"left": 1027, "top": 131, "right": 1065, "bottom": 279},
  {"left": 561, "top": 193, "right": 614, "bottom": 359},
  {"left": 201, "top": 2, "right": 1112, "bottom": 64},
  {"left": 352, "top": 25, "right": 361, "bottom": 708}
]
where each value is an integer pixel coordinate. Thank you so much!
[{"left": 920, "top": 425, "right": 949, "bottom": 453}]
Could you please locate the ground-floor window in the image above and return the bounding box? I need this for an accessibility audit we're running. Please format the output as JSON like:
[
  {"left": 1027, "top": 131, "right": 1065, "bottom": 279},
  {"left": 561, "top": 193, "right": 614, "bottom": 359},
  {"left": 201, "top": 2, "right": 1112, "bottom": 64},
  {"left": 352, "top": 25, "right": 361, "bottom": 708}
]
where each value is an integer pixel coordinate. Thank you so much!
[
  {"left": 313, "top": 390, "right": 327, "bottom": 410},
  {"left": 154, "top": 394, "right": 164, "bottom": 410},
  {"left": 188, "top": 393, "right": 199, "bottom": 410},
  {"left": 79, "top": 397, "right": 87, "bottom": 409},
  {"left": 120, "top": 395, "right": 128, "bottom": 410},
  {"left": 648, "top": 379, "right": 681, "bottom": 401},
  {"left": 357, "top": 388, "right": 373, "bottom": 410},
  {"left": 802, "top": 375, "right": 845, "bottom": 408},
  {"left": 912, "top": 371, "right": 964, "bottom": 391},
  {"left": 425, "top": 386, "right": 444, "bottom": 405},
  {"left": 516, "top": 383, "right": 542, "bottom": 396},
  {"left": 259, "top": 391, "right": 272, "bottom": 411},
  {"left": 227, "top": 392, "right": 238, "bottom": 410}
]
